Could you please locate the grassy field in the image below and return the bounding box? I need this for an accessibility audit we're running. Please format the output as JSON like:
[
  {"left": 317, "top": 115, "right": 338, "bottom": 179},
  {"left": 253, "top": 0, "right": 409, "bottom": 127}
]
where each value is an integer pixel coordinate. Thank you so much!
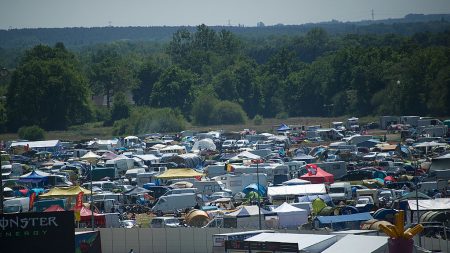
[{"left": 0, "top": 115, "right": 384, "bottom": 142}]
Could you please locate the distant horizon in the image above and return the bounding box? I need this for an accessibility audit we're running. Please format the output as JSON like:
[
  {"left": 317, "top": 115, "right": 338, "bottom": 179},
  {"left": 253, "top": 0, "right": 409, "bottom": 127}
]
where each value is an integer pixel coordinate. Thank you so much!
[
  {"left": 2, "top": 12, "right": 450, "bottom": 31},
  {"left": 1, "top": 0, "right": 450, "bottom": 29}
]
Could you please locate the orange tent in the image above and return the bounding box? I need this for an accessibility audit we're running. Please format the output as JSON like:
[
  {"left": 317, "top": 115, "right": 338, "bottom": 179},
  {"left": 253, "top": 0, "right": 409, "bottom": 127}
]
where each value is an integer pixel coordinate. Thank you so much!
[{"left": 300, "top": 165, "right": 334, "bottom": 184}]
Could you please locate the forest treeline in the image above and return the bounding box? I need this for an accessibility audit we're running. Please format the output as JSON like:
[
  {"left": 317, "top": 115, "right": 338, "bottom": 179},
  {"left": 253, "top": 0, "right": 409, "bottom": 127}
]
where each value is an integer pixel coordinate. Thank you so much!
[{"left": 0, "top": 23, "right": 450, "bottom": 135}]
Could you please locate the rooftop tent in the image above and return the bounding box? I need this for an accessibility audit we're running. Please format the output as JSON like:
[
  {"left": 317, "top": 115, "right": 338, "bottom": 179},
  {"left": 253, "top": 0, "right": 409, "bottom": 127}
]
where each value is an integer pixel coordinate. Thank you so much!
[
  {"left": 322, "top": 234, "right": 388, "bottom": 253},
  {"left": 282, "top": 178, "right": 311, "bottom": 185},
  {"left": 39, "top": 186, "right": 93, "bottom": 198},
  {"left": 191, "top": 138, "right": 216, "bottom": 152},
  {"left": 18, "top": 170, "right": 48, "bottom": 183},
  {"left": 273, "top": 202, "right": 308, "bottom": 229},
  {"left": 155, "top": 168, "right": 203, "bottom": 179},
  {"left": 277, "top": 124, "right": 291, "bottom": 132},
  {"left": 300, "top": 165, "right": 334, "bottom": 184}
]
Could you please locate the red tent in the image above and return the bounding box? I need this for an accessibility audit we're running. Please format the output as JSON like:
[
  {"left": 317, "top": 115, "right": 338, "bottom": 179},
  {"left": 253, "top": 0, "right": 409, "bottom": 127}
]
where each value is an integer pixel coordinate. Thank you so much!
[
  {"left": 44, "top": 205, "right": 65, "bottom": 212},
  {"left": 300, "top": 165, "right": 334, "bottom": 184},
  {"left": 76, "top": 206, "right": 106, "bottom": 227}
]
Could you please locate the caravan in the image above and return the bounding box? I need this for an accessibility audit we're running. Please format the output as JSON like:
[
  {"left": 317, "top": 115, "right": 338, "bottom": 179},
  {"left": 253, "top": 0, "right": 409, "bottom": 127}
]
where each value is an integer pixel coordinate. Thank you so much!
[{"left": 213, "top": 173, "right": 268, "bottom": 195}]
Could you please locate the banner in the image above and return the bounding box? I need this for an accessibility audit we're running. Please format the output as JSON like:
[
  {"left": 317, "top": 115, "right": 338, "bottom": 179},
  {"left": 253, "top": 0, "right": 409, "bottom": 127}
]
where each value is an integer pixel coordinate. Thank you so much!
[
  {"left": 29, "top": 192, "right": 36, "bottom": 210},
  {"left": 75, "top": 192, "right": 84, "bottom": 210},
  {"left": 0, "top": 211, "right": 75, "bottom": 253}
]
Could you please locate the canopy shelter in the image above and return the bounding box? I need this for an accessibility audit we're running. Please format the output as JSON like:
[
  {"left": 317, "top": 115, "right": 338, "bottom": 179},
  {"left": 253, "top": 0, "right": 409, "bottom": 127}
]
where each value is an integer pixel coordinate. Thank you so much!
[
  {"left": 155, "top": 168, "right": 203, "bottom": 179},
  {"left": 44, "top": 205, "right": 65, "bottom": 212},
  {"left": 268, "top": 184, "right": 327, "bottom": 198},
  {"left": 18, "top": 170, "right": 48, "bottom": 183},
  {"left": 273, "top": 202, "right": 308, "bottom": 229},
  {"left": 78, "top": 206, "right": 106, "bottom": 227},
  {"left": 300, "top": 165, "right": 334, "bottom": 184},
  {"left": 81, "top": 151, "right": 101, "bottom": 163},
  {"left": 40, "top": 186, "right": 93, "bottom": 198},
  {"left": 277, "top": 124, "right": 291, "bottom": 132},
  {"left": 282, "top": 178, "right": 311, "bottom": 185}
]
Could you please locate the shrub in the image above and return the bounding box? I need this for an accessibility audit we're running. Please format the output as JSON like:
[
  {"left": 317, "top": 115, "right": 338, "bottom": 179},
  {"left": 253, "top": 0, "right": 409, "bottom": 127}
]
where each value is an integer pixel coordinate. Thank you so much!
[
  {"left": 113, "top": 107, "right": 186, "bottom": 135},
  {"left": 18, "top": 125, "right": 46, "bottom": 141},
  {"left": 210, "top": 100, "right": 247, "bottom": 125},
  {"left": 253, "top": 115, "right": 263, "bottom": 125},
  {"left": 275, "top": 111, "right": 289, "bottom": 120}
]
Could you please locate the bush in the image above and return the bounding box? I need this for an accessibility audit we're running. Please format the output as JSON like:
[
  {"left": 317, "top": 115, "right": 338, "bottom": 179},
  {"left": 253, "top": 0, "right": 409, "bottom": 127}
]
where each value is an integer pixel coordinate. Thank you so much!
[
  {"left": 253, "top": 115, "right": 263, "bottom": 125},
  {"left": 210, "top": 100, "right": 247, "bottom": 125},
  {"left": 18, "top": 125, "right": 46, "bottom": 140},
  {"left": 191, "top": 88, "right": 219, "bottom": 125},
  {"left": 275, "top": 111, "right": 289, "bottom": 120},
  {"left": 113, "top": 107, "right": 186, "bottom": 135}
]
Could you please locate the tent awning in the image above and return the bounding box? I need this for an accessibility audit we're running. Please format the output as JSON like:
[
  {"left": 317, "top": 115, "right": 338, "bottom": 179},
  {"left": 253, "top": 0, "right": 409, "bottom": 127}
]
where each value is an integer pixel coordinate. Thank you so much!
[
  {"left": 155, "top": 168, "right": 203, "bottom": 179},
  {"left": 268, "top": 184, "right": 326, "bottom": 197},
  {"left": 40, "top": 186, "right": 93, "bottom": 198}
]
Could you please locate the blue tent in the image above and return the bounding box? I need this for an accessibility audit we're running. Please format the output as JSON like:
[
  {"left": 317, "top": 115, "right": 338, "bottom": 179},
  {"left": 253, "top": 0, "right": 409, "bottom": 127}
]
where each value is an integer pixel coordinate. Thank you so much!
[
  {"left": 277, "top": 124, "right": 291, "bottom": 132},
  {"left": 315, "top": 212, "right": 373, "bottom": 229},
  {"left": 242, "top": 183, "right": 267, "bottom": 197},
  {"left": 18, "top": 170, "right": 48, "bottom": 183}
]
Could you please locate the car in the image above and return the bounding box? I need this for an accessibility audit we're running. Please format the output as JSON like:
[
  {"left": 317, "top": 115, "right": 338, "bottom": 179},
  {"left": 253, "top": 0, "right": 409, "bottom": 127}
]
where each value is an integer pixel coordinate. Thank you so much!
[
  {"left": 236, "top": 139, "right": 249, "bottom": 148},
  {"left": 120, "top": 220, "right": 136, "bottom": 228},
  {"left": 150, "top": 217, "right": 181, "bottom": 228},
  {"left": 222, "top": 140, "right": 237, "bottom": 149}
]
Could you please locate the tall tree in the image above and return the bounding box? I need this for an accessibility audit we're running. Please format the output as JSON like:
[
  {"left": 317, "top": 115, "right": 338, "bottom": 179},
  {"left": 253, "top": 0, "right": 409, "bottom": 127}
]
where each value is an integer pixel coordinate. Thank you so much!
[{"left": 7, "top": 43, "right": 92, "bottom": 131}]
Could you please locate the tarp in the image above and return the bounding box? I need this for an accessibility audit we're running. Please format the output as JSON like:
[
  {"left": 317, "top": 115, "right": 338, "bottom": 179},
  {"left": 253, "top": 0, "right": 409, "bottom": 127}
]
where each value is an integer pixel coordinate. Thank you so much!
[
  {"left": 277, "top": 124, "right": 291, "bottom": 131},
  {"left": 155, "top": 168, "right": 203, "bottom": 179},
  {"left": 407, "top": 199, "right": 450, "bottom": 211},
  {"left": 18, "top": 170, "right": 48, "bottom": 183},
  {"left": 40, "top": 186, "right": 93, "bottom": 198},
  {"left": 316, "top": 212, "right": 373, "bottom": 224},
  {"left": 268, "top": 184, "right": 326, "bottom": 197},
  {"left": 300, "top": 167, "right": 334, "bottom": 184},
  {"left": 273, "top": 202, "right": 308, "bottom": 228}
]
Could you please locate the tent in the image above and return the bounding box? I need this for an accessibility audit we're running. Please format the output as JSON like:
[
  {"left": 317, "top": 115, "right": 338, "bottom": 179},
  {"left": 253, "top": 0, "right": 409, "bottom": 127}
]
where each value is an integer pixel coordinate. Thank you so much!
[
  {"left": 273, "top": 202, "right": 308, "bottom": 228},
  {"left": 268, "top": 184, "right": 327, "bottom": 198},
  {"left": 300, "top": 166, "right": 334, "bottom": 184},
  {"left": 277, "top": 124, "right": 291, "bottom": 132},
  {"left": 18, "top": 170, "right": 48, "bottom": 183},
  {"left": 282, "top": 178, "right": 311, "bottom": 185},
  {"left": 44, "top": 205, "right": 65, "bottom": 212},
  {"left": 155, "top": 168, "right": 203, "bottom": 179},
  {"left": 191, "top": 138, "right": 216, "bottom": 152},
  {"left": 224, "top": 205, "right": 275, "bottom": 229},
  {"left": 243, "top": 183, "right": 267, "bottom": 197},
  {"left": 407, "top": 199, "right": 450, "bottom": 211},
  {"left": 81, "top": 151, "right": 101, "bottom": 163},
  {"left": 230, "top": 151, "right": 261, "bottom": 160},
  {"left": 40, "top": 186, "right": 93, "bottom": 198},
  {"left": 78, "top": 206, "right": 106, "bottom": 227},
  {"left": 315, "top": 212, "right": 373, "bottom": 229}
]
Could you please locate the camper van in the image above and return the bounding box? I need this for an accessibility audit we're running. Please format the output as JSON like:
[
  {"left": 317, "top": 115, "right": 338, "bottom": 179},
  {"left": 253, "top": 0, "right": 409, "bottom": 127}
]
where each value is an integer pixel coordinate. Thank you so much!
[
  {"left": 105, "top": 158, "right": 135, "bottom": 175},
  {"left": 328, "top": 182, "right": 352, "bottom": 203},
  {"left": 213, "top": 173, "right": 268, "bottom": 195},
  {"left": 193, "top": 180, "right": 230, "bottom": 195},
  {"left": 151, "top": 193, "right": 200, "bottom": 213}
]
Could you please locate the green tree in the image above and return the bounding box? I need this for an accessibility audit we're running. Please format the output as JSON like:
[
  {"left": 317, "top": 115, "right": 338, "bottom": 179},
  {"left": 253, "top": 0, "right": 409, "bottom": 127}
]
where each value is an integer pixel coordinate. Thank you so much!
[
  {"left": 110, "top": 92, "right": 131, "bottom": 122},
  {"left": 210, "top": 100, "right": 247, "bottom": 125},
  {"left": 191, "top": 86, "right": 219, "bottom": 125},
  {"left": 7, "top": 44, "right": 92, "bottom": 131},
  {"left": 18, "top": 125, "right": 46, "bottom": 141},
  {"left": 133, "top": 59, "right": 163, "bottom": 106}
]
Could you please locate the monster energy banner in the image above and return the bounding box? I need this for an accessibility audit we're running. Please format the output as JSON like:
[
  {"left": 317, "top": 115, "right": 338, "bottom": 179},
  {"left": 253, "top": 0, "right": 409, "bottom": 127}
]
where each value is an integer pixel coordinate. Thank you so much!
[{"left": 0, "top": 211, "right": 75, "bottom": 253}]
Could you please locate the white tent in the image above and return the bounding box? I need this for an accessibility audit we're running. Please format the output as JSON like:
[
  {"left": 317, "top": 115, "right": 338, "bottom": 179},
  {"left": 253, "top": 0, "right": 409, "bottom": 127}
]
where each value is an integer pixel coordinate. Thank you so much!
[
  {"left": 230, "top": 151, "right": 261, "bottom": 160},
  {"left": 282, "top": 178, "right": 311, "bottom": 185},
  {"left": 322, "top": 234, "right": 388, "bottom": 253},
  {"left": 407, "top": 198, "right": 450, "bottom": 211},
  {"left": 268, "top": 184, "right": 327, "bottom": 197},
  {"left": 192, "top": 138, "right": 216, "bottom": 151},
  {"left": 224, "top": 205, "right": 276, "bottom": 229},
  {"left": 273, "top": 202, "right": 308, "bottom": 228}
]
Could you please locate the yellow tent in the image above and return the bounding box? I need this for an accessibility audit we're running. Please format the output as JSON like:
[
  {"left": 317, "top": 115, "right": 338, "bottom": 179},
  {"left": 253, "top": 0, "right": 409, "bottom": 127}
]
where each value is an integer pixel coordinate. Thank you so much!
[
  {"left": 155, "top": 168, "right": 203, "bottom": 179},
  {"left": 40, "top": 186, "right": 93, "bottom": 198}
]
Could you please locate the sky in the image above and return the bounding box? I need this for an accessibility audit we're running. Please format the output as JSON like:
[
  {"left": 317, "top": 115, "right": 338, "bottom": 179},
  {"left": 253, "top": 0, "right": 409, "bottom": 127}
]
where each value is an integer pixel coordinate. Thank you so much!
[{"left": 0, "top": 0, "right": 450, "bottom": 29}]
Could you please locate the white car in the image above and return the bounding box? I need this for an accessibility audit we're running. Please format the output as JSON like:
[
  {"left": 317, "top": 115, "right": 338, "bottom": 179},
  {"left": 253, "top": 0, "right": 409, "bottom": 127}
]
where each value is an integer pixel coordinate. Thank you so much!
[{"left": 236, "top": 140, "right": 249, "bottom": 148}]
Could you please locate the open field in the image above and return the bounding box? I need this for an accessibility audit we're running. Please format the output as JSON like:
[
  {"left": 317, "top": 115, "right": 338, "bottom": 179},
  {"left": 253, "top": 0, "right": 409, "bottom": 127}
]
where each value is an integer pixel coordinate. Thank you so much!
[{"left": 0, "top": 116, "right": 384, "bottom": 142}]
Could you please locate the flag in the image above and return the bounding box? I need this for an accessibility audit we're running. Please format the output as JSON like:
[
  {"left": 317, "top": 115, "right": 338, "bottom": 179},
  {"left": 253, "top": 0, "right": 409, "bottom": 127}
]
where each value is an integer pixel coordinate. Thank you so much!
[
  {"left": 29, "top": 192, "right": 36, "bottom": 210},
  {"left": 75, "top": 191, "right": 84, "bottom": 210}
]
